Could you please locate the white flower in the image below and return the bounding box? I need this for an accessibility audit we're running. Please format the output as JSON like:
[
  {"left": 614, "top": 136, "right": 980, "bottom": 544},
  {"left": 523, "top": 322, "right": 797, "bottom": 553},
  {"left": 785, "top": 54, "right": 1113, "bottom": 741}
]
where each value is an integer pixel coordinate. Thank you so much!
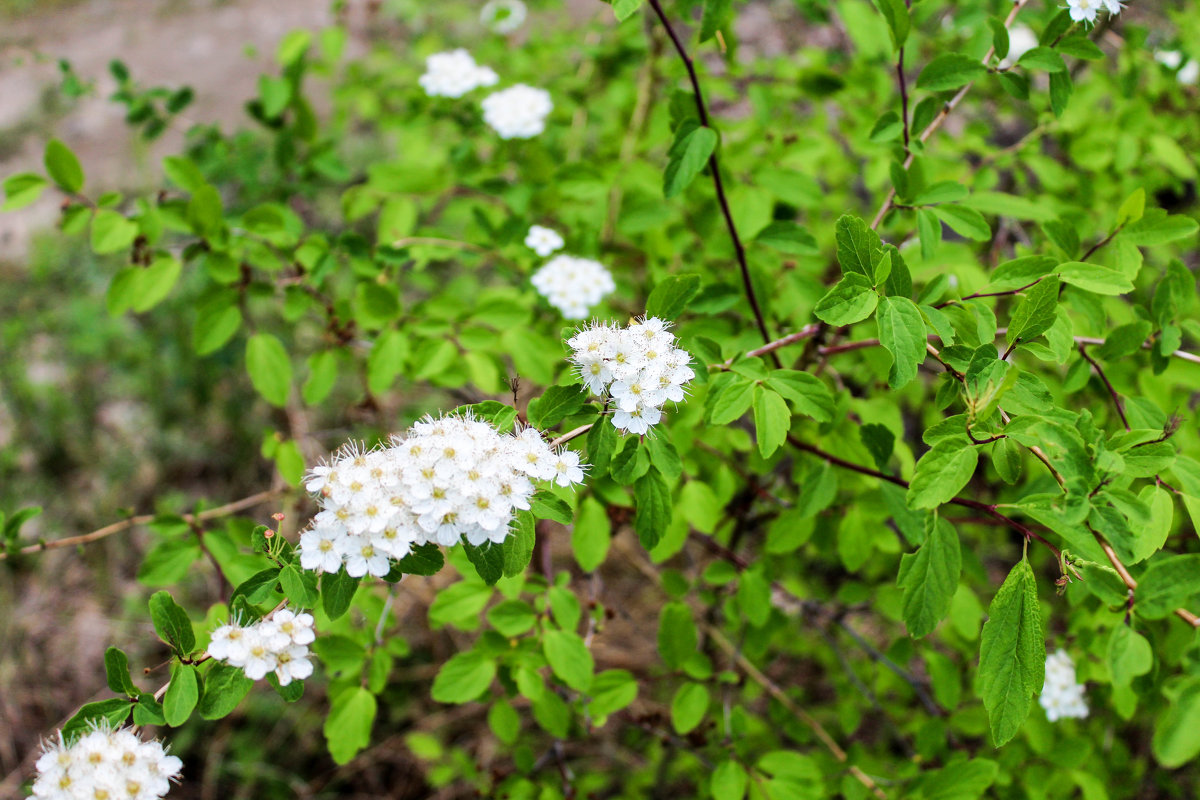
[
  {"left": 207, "top": 607, "right": 316, "bottom": 688},
  {"left": 531, "top": 254, "right": 614, "bottom": 319},
  {"left": 481, "top": 84, "right": 553, "bottom": 139},
  {"left": 1180, "top": 60, "right": 1200, "bottom": 85},
  {"left": 419, "top": 49, "right": 499, "bottom": 98},
  {"left": 274, "top": 645, "right": 314, "bottom": 686},
  {"left": 525, "top": 225, "right": 564, "bottom": 257},
  {"left": 1157, "top": 51, "right": 1199, "bottom": 85},
  {"left": 1039, "top": 648, "right": 1089, "bottom": 722},
  {"left": 33, "top": 723, "right": 182, "bottom": 800},
  {"left": 481, "top": 0, "right": 527, "bottom": 33},
  {"left": 1066, "top": 0, "right": 1099, "bottom": 24},
  {"left": 1156, "top": 50, "right": 1184, "bottom": 70},
  {"left": 1100, "top": 0, "right": 1122, "bottom": 14},
  {"left": 1001, "top": 25, "right": 1038, "bottom": 68}
]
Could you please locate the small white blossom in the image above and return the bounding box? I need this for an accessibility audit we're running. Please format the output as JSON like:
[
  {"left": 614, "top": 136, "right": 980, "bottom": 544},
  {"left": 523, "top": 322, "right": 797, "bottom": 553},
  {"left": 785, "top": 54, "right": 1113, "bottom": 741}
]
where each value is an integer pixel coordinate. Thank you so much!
[
  {"left": 525, "top": 225, "right": 565, "bottom": 257},
  {"left": 1156, "top": 51, "right": 1199, "bottom": 85},
  {"left": 481, "top": 0, "right": 527, "bottom": 33},
  {"left": 568, "top": 318, "right": 694, "bottom": 434},
  {"left": 531, "top": 255, "right": 615, "bottom": 319},
  {"left": 1001, "top": 25, "right": 1038, "bottom": 68},
  {"left": 207, "top": 608, "right": 315, "bottom": 688},
  {"left": 1099, "top": 0, "right": 1123, "bottom": 14},
  {"left": 1039, "top": 648, "right": 1089, "bottom": 722},
  {"left": 419, "top": 49, "right": 498, "bottom": 98},
  {"left": 32, "top": 723, "right": 182, "bottom": 800},
  {"left": 481, "top": 84, "right": 553, "bottom": 139},
  {"left": 1066, "top": 0, "right": 1100, "bottom": 24}
]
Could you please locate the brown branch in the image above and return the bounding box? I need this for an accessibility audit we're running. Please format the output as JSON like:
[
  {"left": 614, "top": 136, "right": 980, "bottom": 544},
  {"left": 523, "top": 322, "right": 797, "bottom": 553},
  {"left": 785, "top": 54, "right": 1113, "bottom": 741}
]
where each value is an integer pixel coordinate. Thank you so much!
[
  {"left": 644, "top": 0, "right": 777, "bottom": 357},
  {"left": 549, "top": 423, "right": 594, "bottom": 448},
  {"left": 715, "top": 324, "right": 821, "bottom": 370},
  {"left": 1078, "top": 343, "right": 1130, "bottom": 430},
  {"left": 0, "top": 490, "right": 281, "bottom": 561}
]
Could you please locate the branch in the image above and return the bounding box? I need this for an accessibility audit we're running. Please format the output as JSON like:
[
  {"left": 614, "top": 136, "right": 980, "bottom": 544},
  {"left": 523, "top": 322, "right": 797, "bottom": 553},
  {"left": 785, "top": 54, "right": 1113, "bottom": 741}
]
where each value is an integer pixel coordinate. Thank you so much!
[
  {"left": 869, "top": 0, "right": 1033, "bottom": 230},
  {"left": 549, "top": 423, "right": 594, "bottom": 448},
  {"left": 1078, "top": 343, "right": 1130, "bottom": 431},
  {"left": 715, "top": 324, "right": 821, "bottom": 370},
  {"left": 644, "top": 0, "right": 777, "bottom": 357},
  {"left": 0, "top": 489, "right": 282, "bottom": 561},
  {"left": 1092, "top": 534, "right": 1200, "bottom": 628}
]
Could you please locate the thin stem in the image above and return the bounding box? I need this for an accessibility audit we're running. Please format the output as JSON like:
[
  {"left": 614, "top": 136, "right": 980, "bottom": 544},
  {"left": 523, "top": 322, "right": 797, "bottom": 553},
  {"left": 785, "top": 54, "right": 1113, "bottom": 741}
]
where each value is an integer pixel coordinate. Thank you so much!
[
  {"left": 0, "top": 489, "right": 281, "bottom": 561},
  {"left": 934, "top": 277, "right": 1044, "bottom": 309},
  {"left": 715, "top": 324, "right": 821, "bottom": 369},
  {"left": 870, "top": 0, "right": 1033, "bottom": 230},
  {"left": 896, "top": 47, "right": 911, "bottom": 155},
  {"left": 549, "top": 423, "right": 594, "bottom": 448},
  {"left": 1079, "top": 225, "right": 1123, "bottom": 262},
  {"left": 1078, "top": 344, "right": 1130, "bottom": 430},
  {"left": 644, "top": 0, "right": 777, "bottom": 357}
]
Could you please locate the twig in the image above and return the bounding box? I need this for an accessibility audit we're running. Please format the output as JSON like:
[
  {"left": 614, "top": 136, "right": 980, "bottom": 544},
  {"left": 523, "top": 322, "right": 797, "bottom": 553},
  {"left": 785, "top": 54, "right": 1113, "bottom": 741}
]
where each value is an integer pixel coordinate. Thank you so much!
[
  {"left": 1078, "top": 344, "right": 1130, "bottom": 430},
  {"left": 644, "top": 0, "right": 777, "bottom": 356},
  {"left": 715, "top": 324, "right": 821, "bottom": 370},
  {"left": 549, "top": 423, "right": 594, "bottom": 448},
  {"left": 869, "top": 0, "right": 1033, "bottom": 229},
  {"left": 0, "top": 490, "right": 281, "bottom": 561}
]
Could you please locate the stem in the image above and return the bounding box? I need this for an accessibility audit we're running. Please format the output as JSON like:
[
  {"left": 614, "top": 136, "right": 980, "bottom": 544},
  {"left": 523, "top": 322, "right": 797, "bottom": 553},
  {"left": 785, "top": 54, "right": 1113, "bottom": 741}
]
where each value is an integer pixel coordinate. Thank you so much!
[
  {"left": 716, "top": 324, "right": 821, "bottom": 369},
  {"left": 1079, "top": 224, "right": 1123, "bottom": 262},
  {"left": 644, "top": 0, "right": 777, "bottom": 356},
  {"left": 935, "top": 277, "right": 1044, "bottom": 309},
  {"left": 870, "top": 0, "right": 1033, "bottom": 230},
  {"left": 1078, "top": 344, "right": 1130, "bottom": 430},
  {"left": 896, "top": 47, "right": 910, "bottom": 155},
  {"left": 0, "top": 489, "right": 281, "bottom": 561},
  {"left": 549, "top": 423, "right": 594, "bottom": 448}
]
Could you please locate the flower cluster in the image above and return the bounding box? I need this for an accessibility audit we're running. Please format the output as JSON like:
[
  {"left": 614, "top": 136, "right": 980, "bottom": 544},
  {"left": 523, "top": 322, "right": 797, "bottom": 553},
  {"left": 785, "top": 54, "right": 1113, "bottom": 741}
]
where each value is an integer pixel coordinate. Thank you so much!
[
  {"left": 481, "top": 0, "right": 527, "bottom": 33},
  {"left": 482, "top": 84, "right": 553, "bottom": 139},
  {"left": 1066, "top": 0, "right": 1121, "bottom": 24},
  {"left": 568, "top": 317, "right": 695, "bottom": 435},
  {"left": 1156, "top": 50, "right": 1200, "bottom": 86},
  {"left": 300, "top": 414, "right": 585, "bottom": 577},
  {"left": 525, "top": 225, "right": 564, "bottom": 257},
  {"left": 33, "top": 723, "right": 182, "bottom": 800},
  {"left": 208, "top": 609, "right": 315, "bottom": 686},
  {"left": 531, "top": 254, "right": 615, "bottom": 319},
  {"left": 418, "top": 49, "right": 498, "bottom": 98},
  {"left": 1039, "top": 649, "right": 1089, "bottom": 722}
]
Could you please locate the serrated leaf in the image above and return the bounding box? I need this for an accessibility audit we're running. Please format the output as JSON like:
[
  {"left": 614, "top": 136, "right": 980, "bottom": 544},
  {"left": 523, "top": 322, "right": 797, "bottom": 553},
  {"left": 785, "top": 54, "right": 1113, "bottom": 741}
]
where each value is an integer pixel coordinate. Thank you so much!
[
  {"left": 932, "top": 204, "right": 991, "bottom": 241},
  {"left": 465, "top": 542, "right": 505, "bottom": 586},
  {"left": 1006, "top": 276, "right": 1060, "bottom": 345},
  {"left": 752, "top": 384, "right": 790, "bottom": 458},
  {"left": 634, "top": 467, "right": 672, "bottom": 550},
  {"left": 766, "top": 370, "right": 834, "bottom": 422},
  {"left": 917, "top": 53, "right": 987, "bottom": 91},
  {"left": 877, "top": 296, "right": 927, "bottom": 388},
  {"left": 527, "top": 384, "right": 587, "bottom": 429},
  {"left": 756, "top": 221, "right": 819, "bottom": 254},
  {"left": 1135, "top": 554, "right": 1200, "bottom": 619},
  {"left": 814, "top": 273, "right": 879, "bottom": 325},
  {"left": 907, "top": 440, "right": 979, "bottom": 509},
  {"left": 978, "top": 559, "right": 1044, "bottom": 746},
  {"left": 646, "top": 273, "right": 702, "bottom": 320},
  {"left": 198, "top": 662, "right": 254, "bottom": 720},
  {"left": 1058, "top": 262, "right": 1134, "bottom": 295},
  {"left": 664, "top": 125, "right": 718, "bottom": 199},
  {"left": 898, "top": 515, "right": 961, "bottom": 637},
  {"left": 834, "top": 214, "right": 884, "bottom": 281},
  {"left": 322, "top": 569, "right": 360, "bottom": 620}
]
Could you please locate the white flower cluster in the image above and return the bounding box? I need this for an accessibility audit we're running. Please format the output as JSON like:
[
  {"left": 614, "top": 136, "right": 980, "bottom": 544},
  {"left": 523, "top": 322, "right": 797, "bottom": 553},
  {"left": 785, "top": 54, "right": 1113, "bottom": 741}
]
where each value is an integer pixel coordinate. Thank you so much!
[
  {"left": 482, "top": 84, "right": 553, "bottom": 139},
  {"left": 532, "top": 255, "right": 615, "bottom": 319},
  {"left": 300, "top": 415, "right": 585, "bottom": 577},
  {"left": 1066, "top": 0, "right": 1121, "bottom": 24},
  {"left": 481, "top": 0, "right": 527, "bottom": 33},
  {"left": 525, "top": 225, "right": 564, "bottom": 257},
  {"left": 568, "top": 317, "right": 695, "bottom": 435},
  {"left": 1039, "top": 648, "right": 1089, "bottom": 722},
  {"left": 208, "top": 609, "right": 315, "bottom": 686},
  {"left": 1156, "top": 50, "right": 1200, "bottom": 86},
  {"left": 418, "top": 49, "right": 498, "bottom": 98},
  {"left": 33, "top": 723, "right": 182, "bottom": 800}
]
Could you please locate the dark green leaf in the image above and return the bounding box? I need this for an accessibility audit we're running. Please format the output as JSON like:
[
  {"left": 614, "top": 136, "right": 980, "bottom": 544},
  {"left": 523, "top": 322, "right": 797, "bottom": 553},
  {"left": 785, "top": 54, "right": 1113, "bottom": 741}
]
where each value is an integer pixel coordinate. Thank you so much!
[
  {"left": 149, "top": 590, "right": 196, "bottom": 654},
  {"left": 198, "top": 662, "right": 254, "bottom": 720},
  {"left": 978, "top": 559, "right": 1044, "bottom": 746},
  {"left": 897, "top": 515, "right": 962, "bottom": 637},
  {"left": 634, "top": 467, "right": 672, "bottom": 550},
  {"left": 917, "top": 53, "right": 987, "bottom": 91},
  {"left": 646, "top": 273, "right": 702, "bottom": 320}
]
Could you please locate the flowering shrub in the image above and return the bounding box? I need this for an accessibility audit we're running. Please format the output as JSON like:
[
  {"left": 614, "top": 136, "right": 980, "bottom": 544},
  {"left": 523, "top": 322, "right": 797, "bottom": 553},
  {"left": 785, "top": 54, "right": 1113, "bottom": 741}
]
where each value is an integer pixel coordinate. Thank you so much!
[{"left": 2, "top": 0, "right": 1200, "bottom": 797}]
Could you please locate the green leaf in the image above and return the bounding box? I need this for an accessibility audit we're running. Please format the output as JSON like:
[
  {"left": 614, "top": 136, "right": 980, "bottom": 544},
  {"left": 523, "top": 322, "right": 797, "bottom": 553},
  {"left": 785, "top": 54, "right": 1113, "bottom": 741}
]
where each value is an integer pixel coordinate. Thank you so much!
[
  {"left": 163, "top": 662, "right": 199, "bottom": 727},
  {"left": 872, "top": 0, "right": 909, "bottom": 48},
  {"left": 1017, "top": 46, "right": 1067, "bottom": 72},
  {"left": 530, "top": 491, "right": 573, "bottom": 525},
  {"left": 62, "top": 699, "right": 132, "bottom": 743},
  {"left": 1136, "top": 555, "right": 1200, "bottom": 619},
  {"left": 915, "top": 758, "right": 999, "bottom": 800},
  {"left": 465, "top": 542, "right": 505, "bottom": 586},
  {"left": 488, "top": 599, "right": 538, "bottom": 637},
  {"left": 543, "top": 629, "right": 594, "bottom": 692},
  {"left": 279, "top": 564, "right": 318, "bottom": 608},
  {"left": 502, "top": 511, "right": 536, "bottom": 578},
  {"left": 1107, "top": 625, "right": 1153, "bottom": 687},
  {"left": 1058, "top": 261, "right": 1134, "bottom": 295},
  {"left": 699, "top": 0, "right": 732, "bottom": 42},
  {"left": 897, "top": 514, "right": 961, "bottom": 637},
  {"left": 664, "top": 124, "right": 718, "bottom": 199},
  {"left": 198, "top": 662, "right": 254, "bottom": 720},
  {"left": 1116, "top": 188, "right": 1146, "bottom": 227},
  {"left": 1006, "top": 276, "right": 1060, "bottom": 345},
  {"left": 527, "top": 384, "right": 588, "bottom": 429},
  {"left": 586, "top": 669, "right": 638, "bottom": 720},
  {"left": 303, "top": 350, "right": 339, "bottom": 405},
  {"left": 431, "top": 650, "right": 496, "bottom": 703},
  {"left": 869, "top": 110, "right": 904, "bottom": 143},
  {"left": 932, "top": 204, "right": 991, "bottom": 241},
  {"left": 1153, "top": 680, "right": 1200, "bottom": 768},
  {"left": 978, "top": 559, "right": 1044, "bottom": 746},
  {"left": 646, "top": 273, "right": 702, "bottom": 320},
  {"left": 90, "top": 210, "right": 139, "bottom": 255},
  {"left": 324, "top": 687, "right": 376, "bottom": 764},
  {"left": 612, "top": 0, "right": 643, "bottom": 21},
  {"left": 917, "top": 53, "right": 987, "bottom": 91},
  {"left": 2, "top": 172, "right": 49, "bottom": 211},
  {"left": 193, "top": 297, "right": 242, "bottom": 356},
  {"left": 707, "top": 375, "right": 756, "bottom": 425},
  {"left": 634, "top": 467, "right": 672, "bottom": 550},
  {"left": 44, "top": 138, "right": 84, "bottom": 193},
  {"left": 814, "top": 273, "right": 879, "bottom": 326},
  {"left": 1123, "top": 210, "right": 1199, "bottom": 246},
  {"left": 752, "top": 384, "right": 790, "bottom": 458},
  {"left": 586, "top": 415, "right": 618, "bottom": 473},
  {"left": 907, "top": 440, "right": 979, "bottom": 509},
  {"left": 658, "top": 602, "right": 698, "bottom": 669},
  {"left": 149, "top": 590, "right": 195, "bottom": 654},
  {"left": 766, "top": 370, "right": 833, "bottom": 422},
  {"left": 245, "top": 333, "right": 293, "bottom": 407},
  {"left": 912, "top": 181, "right": 968, "bottom": 206},
  {"left": 1049, "top": 70, "right": 1073, "bottom": 116},
  {"left": 671, "top": 682, "right": 710, "bottom": 734},
  {"left": 712, "top": 759, "right": 749, "bottom": 800},
  {"left": 756, "top": 221, "right": 819, "bottom": 255},
  {"left": 834, "top": 215, "right": 884, "bottom": 281},
  {"left": 322, "top": 570, "right": 360, "bottom": 620},
  {"left": 104, "top": 647, "right": 139, "bottom": 696},
  {"left": 876, "top": 296, "right": 927, "bottom": 388},
  {"left": 572, "top": 496, "right": 611, "bottom": 571},
  {"left": 188, "top": 184, "right": 223, "bottom": 236},
  {"left": 860, "top": 423, "right": 895, "bottom": 469}
]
